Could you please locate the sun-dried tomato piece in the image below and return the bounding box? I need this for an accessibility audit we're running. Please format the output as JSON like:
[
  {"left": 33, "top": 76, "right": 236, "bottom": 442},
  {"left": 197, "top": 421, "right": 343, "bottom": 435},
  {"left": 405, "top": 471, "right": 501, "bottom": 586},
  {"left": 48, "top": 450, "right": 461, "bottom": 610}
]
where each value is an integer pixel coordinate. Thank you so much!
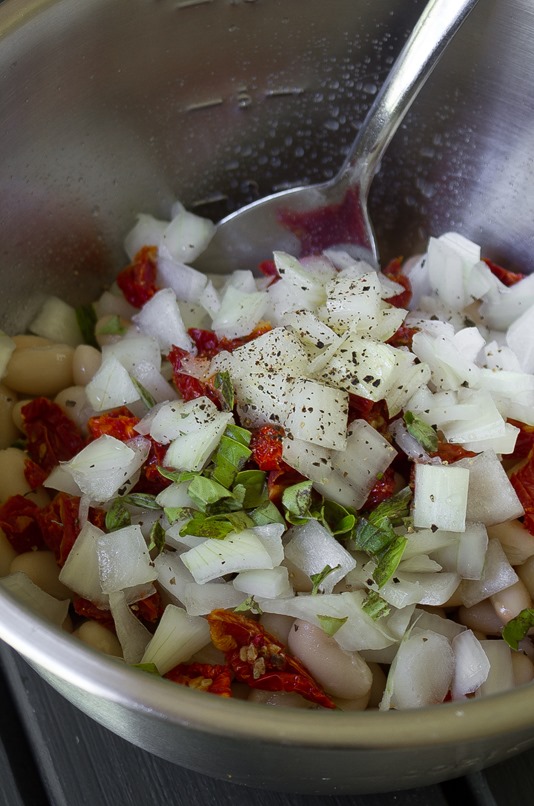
[
  {"left": 250, "top": 424, "right": 287, "bottom": 471},
  {"left": 165, "top": 662, "right": 233, "bottom": 697},
  {"left": 87, "top": 407, "right": 140, "bottom": 441},
  {"left": 510, "top": 449, "right": 534, "bottom": 535},
  {"left": 188, "top": 329, "right": 221, "bottom": 359},
  {"left": 167, "top": 345, "right": 221, "bottom": 406},
  {"left": 22, "top": 398, "right": 86, "bottom": 473},
  {"left": 0, "top": 495, "right": 45, "bottom": 553},
  {"left": 207, "top": 609, "right": 335, "bottom": 708},
  {"left": 37, "top": 492, "right": 81, "bottom": 566},
  {"left": 387, "top": 324, "right": 419, "bottom": 349},
  {"left": 484, "top": 258, "right": 525, "bottom": 287},
  {"left": 72, "top": 597, "right": 115, "bottom": 631},
  {"left": 430, "top": 442, "right": 477, "bottom": 463},
  {"left": 24, "top": 458, "right": 48, "bottom": 490},
  {"left": 130, "top": 591, "right": 164, "bottom": 625},
  {"left": 348, "top": 395, "right": 389, "bottom": 433},
  {"left": 267, "top": 468, "right": 305, "bottom": 506},
  {"left": 116, "top": 245, "right": 158, "bottom": 308},
  {"left": 363, "top": 466, "right": 397, "bottom": 510},
  {"left": 508, "top": 420, "right": 534, "bottom": 462},
  {"left": 384, "top": 258, "right": 412, "bottom": 308},
  {"left": 258, "top": 259, "right": 279, "bottom": 282}
]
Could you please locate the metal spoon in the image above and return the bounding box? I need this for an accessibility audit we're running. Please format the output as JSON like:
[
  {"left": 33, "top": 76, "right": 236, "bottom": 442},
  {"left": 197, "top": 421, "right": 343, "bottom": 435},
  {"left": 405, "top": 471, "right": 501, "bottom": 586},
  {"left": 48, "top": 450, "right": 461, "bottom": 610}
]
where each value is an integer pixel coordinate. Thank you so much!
[{"left": 195, "top": 0, "right": 480, "bottom": 273}]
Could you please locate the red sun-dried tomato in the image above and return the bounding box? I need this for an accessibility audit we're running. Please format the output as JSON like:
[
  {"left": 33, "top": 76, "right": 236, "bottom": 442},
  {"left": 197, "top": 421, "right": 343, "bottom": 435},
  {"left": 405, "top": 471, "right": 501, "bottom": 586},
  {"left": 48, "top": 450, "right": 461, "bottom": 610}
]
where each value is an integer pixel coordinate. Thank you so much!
[
  {"left": 24, "top": 458, "right": 48, "bottom": 490},
  {"left": 22, "top": 398, "right": 86, "bottom": 474},
  {"left": 207, "top": 609, "right": 335, "bottom": 708},
  {"left": 72, "top": 597, "right": 115, "bottom": 631},
  {"left": 510, "top": 449, "right": 534, "bottom": 535},
  {"left": 130, "top": 591, "right": 164, "bottom": 625},
  {"left": 167, "top": 345, "right": 221, "bottom": 406},
  {"left": 430, "top": 442, "right": 477, "bottom": 464},
  {"left": 508, "top": 420, "right": 534, "bottom": 462},
  {"left": 87, "top": 407, "right": 140, "bottom": 441},
  {"left": 0, "top": 495, "right": 45, "bottom": 553},
  {"left": 116, "top": 245, "right": 158, "bottom": 308},
  {"left": 258, "top": 259, "right": 279, "bottom": 282},
  {"left": 384, "top": 257, "right": 412, "bottom": 308},
  {"left": 348, "top": 395, "right": 389, "bottom": 433},
  {"left": 165, "top": 662, "right": 233, "bottom": 697},
  {"left": 37, "top": 492, "right": 82, "bottom": 566},
  {"left": 267, "top": 468, "right": 306, "bottom": 506},
  {"left": 387, "top": 323, "right": 419, "bottom": 349},
  {"left": 484, "top": 258, "right": 525, "bottom": 287},
  {"left": 363, "top": 466, "right": 397, "bottom": 510},
  {"left": 250, "top": 424, "right": 287, "bottom": 471}
]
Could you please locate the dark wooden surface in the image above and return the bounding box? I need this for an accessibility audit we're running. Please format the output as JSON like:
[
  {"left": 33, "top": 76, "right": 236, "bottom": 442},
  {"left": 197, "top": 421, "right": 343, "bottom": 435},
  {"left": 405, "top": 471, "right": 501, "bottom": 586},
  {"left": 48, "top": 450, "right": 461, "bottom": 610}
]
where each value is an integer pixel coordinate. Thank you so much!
[{"left": 1, "top": 641, "right": 534, "bottom": 806}]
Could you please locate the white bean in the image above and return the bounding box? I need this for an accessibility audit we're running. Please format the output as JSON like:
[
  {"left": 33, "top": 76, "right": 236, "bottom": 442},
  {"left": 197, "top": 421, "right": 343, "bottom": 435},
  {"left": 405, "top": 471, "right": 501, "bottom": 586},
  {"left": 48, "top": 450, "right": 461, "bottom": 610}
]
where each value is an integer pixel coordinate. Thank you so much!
[
  {"left": 488, "top": 519, "right": 534, "bottom": 566},
  {"left": 0, "top": 384, "right": 19, "bottom": 449},
  {"left": 511, "top": 652, "right": 534, "bottom": 687},
  {"left": 457, "top": 599, "right": 503, "bottom": 636},
  {"left": 10, "top": 550, "right": 72, "bottom": 600},
  {"left": 0, "top": 527, "right": 17, "bottom": 576},
  {"left": 72, "top": 344, "right": 102, "bottom": 386},
  {"left": 5, "top": 343, "right": 75, "bottom": 396},
  {"left": 54, "top": 386, "right": 94, "bottom": 431},
  {"left": 11, "top": 399, "right": 30, "bottom": 433},
  {"left": 288, "top": 619, "right": 373, "bottom": 701},
  {"left": 73, "top": 620, "right": 123, "bottom": 658},
  {"left": 517, "top": 556, "right": 534, "bottom": 599},
  {"left": 0, "top": 447, "right": 50, "bottom": 506},
  {"left": 491, "top": 579, "right": 532, "bottom": 625}
]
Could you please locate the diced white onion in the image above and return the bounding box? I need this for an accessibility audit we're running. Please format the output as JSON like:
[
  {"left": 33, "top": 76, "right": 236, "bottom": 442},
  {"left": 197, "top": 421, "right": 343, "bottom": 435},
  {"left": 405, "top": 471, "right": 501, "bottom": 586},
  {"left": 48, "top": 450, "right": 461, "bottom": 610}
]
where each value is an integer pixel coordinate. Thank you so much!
[
  {"left": 132, "top": 288, "right": 193, "bottom": 353},
  {"left": 97, "top": 524, "right": 158, "bottom": 593},
  {"left": 109, "top": 590, "right": 152, "bottom": 664},
  {"left": 58, "top": 522, "right": 108, "bottom": 606},
  {"left": 413, "top": 463, "right": 470, "bottom": 532},
  {"left": 233, "top": 566, "right": 293, "bottom": 599},
  {"left": 29, "top": 296, "right": 84, "bottom": 347},
  {"left": 459, "top": 538, "right": 519, "bottom": 608},
  {"left": 141, "top": 604, "right": 211, "bottom": 674},
  {"left": 1, "top": 571, "right": 70, "bottom": 626},
  {"left": 180, "top": 529, "right": 275, "bottom": 584},
  {"left": 451, "top": 629, "right": 490, "bottom": 698}
]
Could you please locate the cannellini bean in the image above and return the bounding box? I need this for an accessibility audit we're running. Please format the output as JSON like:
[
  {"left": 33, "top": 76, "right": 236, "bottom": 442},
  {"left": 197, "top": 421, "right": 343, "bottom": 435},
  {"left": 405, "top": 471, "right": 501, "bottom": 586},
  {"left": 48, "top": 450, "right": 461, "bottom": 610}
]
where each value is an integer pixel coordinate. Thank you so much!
[
  {"left": 11, "top": 399, "right": 30, "bottom": 432},
  {"left": 488, "top": 519, "right": 534, "bottom": 566},
  {"left": 511, "top": 652, "right": 534, "bottom": 686},
  {"left": 0, "top": 527, "right": 17, "bottom": 576},
  {"left": 366, "top": 661, "right": 388, "bottom": 709},
  {"left": 10, "top": 551, "right": 72, "bottom": 600},
  {"left": 0, "top": 447, "right": 50, "bottom": 507},
  {"left": 4, "top": 342, "right": 75, "bottom": 396},
  {"left": 517, "top": 556, "right": 534, "bottom": 599},
  {"left": 72, "top": 344, "right": 102, "bottom": 386},
  {"left": 73, "top": 621, "right": 123, "bottom": 658},
  {"left": 12, "top": 335, "right": 52, "bottom": 349},
  {"left": 0, "top": 384, "right": 19, "bottom": 448},
  {"left": 247, "top": 689, "right": 315, "bottom": 709},
  {"left": 491, "top": 579, "right": 532, "bottom": 625},
  {"left": 259, "top": 612, "right": 294, "bottom": 645},
  {"left": 441, "top": 585, "right": 464, "bottom": 609},
  {"left": 288, "top": 619, "right": 373, "bottom": 701},
  {"left": 332, "top": 692, "right": 370, "bottom": 711},
  {"left": 54, "top": 386, "right": 94, "bottom": 431},
  {"left": 457, "top": 599, "right": 503, "bottom": 636}
]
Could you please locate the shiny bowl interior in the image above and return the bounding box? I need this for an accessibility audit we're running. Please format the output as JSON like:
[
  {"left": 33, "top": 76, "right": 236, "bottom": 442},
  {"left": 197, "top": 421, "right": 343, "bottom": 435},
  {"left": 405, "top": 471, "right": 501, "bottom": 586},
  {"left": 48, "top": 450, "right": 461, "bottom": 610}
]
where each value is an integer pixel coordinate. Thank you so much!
[{"left": 1, "top": 0, "right": 534, "bottom": 795}]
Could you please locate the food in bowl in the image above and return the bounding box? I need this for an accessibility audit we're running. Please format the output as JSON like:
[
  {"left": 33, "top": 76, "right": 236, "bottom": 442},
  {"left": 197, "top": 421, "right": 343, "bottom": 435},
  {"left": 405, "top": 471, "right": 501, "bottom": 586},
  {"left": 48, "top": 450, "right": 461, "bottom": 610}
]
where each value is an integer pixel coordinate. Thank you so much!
[{"left": 1, "top": 202, "right": 534, "bottom": 711}]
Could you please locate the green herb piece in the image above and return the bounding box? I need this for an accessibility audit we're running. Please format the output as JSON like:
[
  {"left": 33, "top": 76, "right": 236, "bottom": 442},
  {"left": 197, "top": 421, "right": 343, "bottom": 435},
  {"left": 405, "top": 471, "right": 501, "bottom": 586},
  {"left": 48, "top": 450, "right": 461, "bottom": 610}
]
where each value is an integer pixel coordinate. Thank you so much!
[
  {"left": 132, "top": 662, "right": 160, "bottom": 675},
  {"left": 213, "top": 370, "right": 235, "bottom": 411},
  {"left": 96, "top": 313, "right": 126, "bottom": 337},
  {"left": 157, "top": 467, "right": 198, "bottom": 484},
  {"left": 362, "top": 590, "right": 391, "bottom": 620},
  {"left": 310, "top": 564, "right": 341, "bottom": 595},
  {"left": 372, "top": 535, "right": 408, "bottom": 588},
  {"left": 282, "top": 480, "right": 313, "bottom": 520},
  {"left": 163, "top": 506, "right": 195, "bottom": 525},
  {"left": 352, "top": 517, "right": 395, "bottom": 556},
  {"left": 180, "top": 510, "right": 253, "bottom": 539},
  {"left": 233, "top": 470, "right": 267, "bottom": 509},
  {"left": 234, "top": 595, "right": 263, "bottom": 615},
  {"left": 225, "top": 424, "right": 252, "bottom": 447},
  {"left": 249, "top": 500, "right": 286, "bottom": 526},
  {"left": 130, "top": 376, "right": 157, "bottom": 409},
  {"left": 184, "top": 476, "right": 233, "bottom": 511},
  {"left": 75, "top": 303, "right": 98, "bottom": 348},
  {"left": 317, "top": 614, "right": 348, "bottom": 637},
  {"left": 403, "top": 411, "right": 439, "bottom": 453},
  {"left": 211, "top": 434, "right": 252, "bottom": 488},
  {"left": 147, "top": 521, "right": 166, "bottom": 556},
  {"left": 122, "top": 493, "right": 161, "bottom": 510},
  {"left": 502, "top": 608, "right": 534, "bottom": 650},
  {"left": 367, "top": 487, "right": 412, "bottom": 530},
  {"left": 105, "top": 500, "right": 131, "bottom": 532},
  {"left": 315, "top": 498, "right": 356, "bottom": 537}
]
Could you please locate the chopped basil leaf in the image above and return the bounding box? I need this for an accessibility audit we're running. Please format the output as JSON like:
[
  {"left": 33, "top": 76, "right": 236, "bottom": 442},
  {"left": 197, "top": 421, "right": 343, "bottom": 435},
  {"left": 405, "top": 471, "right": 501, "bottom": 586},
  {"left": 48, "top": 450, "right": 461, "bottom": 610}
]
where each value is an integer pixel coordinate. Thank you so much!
[
  {"left": 180, "top": 513, "right": 237, "bottom": 539},
  {"left": 147, "top": 521, "right": 166, "bottom": 556},
  {"left": 315, "top": 498, "right": 356, "bottom": 537},
  {"left": 105, "top": 499, "right": 131, "bottom": 531},
  {"left": 368, "top": 486, "right": 412, "bottom": 529},
  {"left": 317, "top": 614, "right": 348, "bottom": 637},
  {"left": 403, "top": 411, "right": 439, "bottom": 453},
  {"left": 211, "top": 434, "right": 252, "bottom": 488},
  {"left": 132, "top": 662, "right": 160, "bottom": 676},
  {"left": 352, "top": 517, "right": 395, "bottom": 555},
  {"left": 184, "top": 476, "right": 233, "bottom": 511},
  {"left": 282, "top": 480, "right": 313, "bottom": 519},
  {"left": 249, "top": 500, "right": 286, "bottom": 526},
  {"left": 130, "top": 376, "right": 157, "bottom": 409},
  {"left": 164, "top": 506, "right": 194, "bottom": 525},
  {"left": 362, "top": 590, "right": 391, "bottom": 620},
  {"left": 234, "top": 595, "right": 263, "bottom": 615},
  {"left": 224, "top": 424, "right": 252, "bottom": 447},
  {"left": 372, "top": 535, "right": 408, "bottom": 588},
  {"left": 502, "top": 608, "right": 534, "bottom": 650},
  {"left": 157, "top": 467, "right": 198, "bottom": 484},
  {"left": 310, "top": 564, "right": 341, "bottom": 595},
  {"left": 96, "top": 313, "right": 126, "bottom": 336},
  {"left": 122, "top": 493, "right": 161, "bottom": 510},
  {"left": 233, "top": 469, "right": 267, "bottom": 508},
  {"left": 213, "top": 370, "right": 235, "bottom": 412},
  {"left": 75, "top": 303, "right": 98, "bottom": 348}
]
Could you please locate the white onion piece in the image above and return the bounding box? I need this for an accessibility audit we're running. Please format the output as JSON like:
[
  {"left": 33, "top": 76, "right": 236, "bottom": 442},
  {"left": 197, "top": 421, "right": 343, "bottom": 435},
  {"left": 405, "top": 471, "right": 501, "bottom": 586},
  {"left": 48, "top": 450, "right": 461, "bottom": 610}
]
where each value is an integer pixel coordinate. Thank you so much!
[
  {"left": 154, "top": 550, "right": 196, "bottom": 606},
  {"left": 93, "top": 290, "right": 137, "bottom": 320},
  {"left": 103, "top": 334, "right": 162, "bottom": 373},
  {"left": 149, "top": 397, "right": 220, "bottom": 444},
  {"left": 157, "top": 244, "right": 208, "bottom": 303},
  {"left": 413, "top": 463, "right": 470, "bottom": 532},
  {"left": 181, "top": 581, "right": 244, "bottom": 616},
  {"left": 250, "top": 524, "right": 285, "bottom": 566},
  {"left": 451, "top": 630, "right": 490, "bottom": 699},
  {"left": 233, "top": 371, "right": 295, "bottom": 428},
  {"left": 330, "top": 420, "right": 397, "bottom": 507},
  {"left": 109, "top": 590, "right": 152, "bottom": 664},
  {"left": 155, "top": 482, "right": 194, "bottom": 509},
  {"left": 29, "top": 296, "right": 83, "bottom": 347},
  {"left": 426, "top": 232, "right": 481, "bottom": 311},
  {"left": 180, "top": 529, "right": 275, "bottom": 584},
  {"left": 457, "top": 522, "right": 488, "bottom": 580},
  {"left": 141, "top": 604, "right": 210, "bottom": 674},
  {"left": 484, "top": 340, "right": 522, "bottom": 372},
  {"left": 318, "top": 335, "right": 399, "bottom": 402},
  {"left": 123, "top": 213, "right": 167, "bottom": 260},
  {"left": 412, "top": 608, "right": 465, "bottom": 642},
  {"left": 224, "top": 327, "right": 309, "bottom": 376},
  {"left": 282, "top": 437, "right": 333, "bottom": 485},
  {"left": 199, "top": 279, "right": 221, "bottom": 317},
  {"left": 284, "top": 520, "right": 356, "bottom": 594},
  {"left": 462, "top": 422, "right": 519, "bottom": 455},
  {"left": 97, "top": 524, "right": 157, "bottom": 594},
  {"left": 460, "top": 538, "right": 519, "bottom": 608},
  {"left": 161, "top": 205, "right": 215, "bottom": 264},
  {"left": 163, "top": 411, "right": 233, "bottom": 472},
  {"left": 274, "top": 252, "right": 327, "bottom": 300},
  {"left": 132, "top": 288, "right": 192, "bottom": 353},
  {"left": 266, "top": 278, "right": 324, "bottom": 325},
  {"left": 456, "top": 450, "right": 524, "bottom": 526},
  {"left": 324, "top": 271, "right": 382, "bottom": 328},
  {"left": 130, "top": 361, "right": 177, "bottom": 404},
  {"left": 85, "top": 355, "right": 141, "bottom": 411},
  {"left": 211, "top": 285, "right": 267, "bottom": 340},
  {"left": 44, "top": 464, "right": 82, "bottom": 497},
  {"left": 474, "top": 640, "right": 515, "bottom": 697},
  {"left": 282, "top": 310, "right": 339, "bottom": 357},
  {"left": 479, "top": 273, "right": 534, "bottom": 330},
  {"left": 380, "top": 630, "right": 454, "bottom": 710},
  {"left": 283, "top": 378, "right": 348, "bottom": 451},
  {"left": 58, "top": 522, "right": 107, "bottom": 607},
  {"left": 1, "top": 572, "right": 70, "bottom": 626},
  {"left": 389, "top": 419, "right": 433, "bottom": 463},
  {"left": 488, "top": 519, "right": 534, "bottom": 566},
  {"left": 377, "top": 569, "right": 460, "bottom": 608},
  {"left": 402, "top": 528, "right": 458, "bottom": 559},
  {"left": 506, "top": 304, "right": 534, "bottom": 372},
  {"left": 233, "top": 567, "right": 293, "bottom": 599}
]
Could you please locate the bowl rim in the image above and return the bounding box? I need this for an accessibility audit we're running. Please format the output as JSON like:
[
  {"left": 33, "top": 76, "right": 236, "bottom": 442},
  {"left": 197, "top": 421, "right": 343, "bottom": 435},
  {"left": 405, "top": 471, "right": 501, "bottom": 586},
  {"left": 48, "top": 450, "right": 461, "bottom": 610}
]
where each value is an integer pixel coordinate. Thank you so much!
[{"left": 2, "top": 587, "right": 534, "bottom": 749}]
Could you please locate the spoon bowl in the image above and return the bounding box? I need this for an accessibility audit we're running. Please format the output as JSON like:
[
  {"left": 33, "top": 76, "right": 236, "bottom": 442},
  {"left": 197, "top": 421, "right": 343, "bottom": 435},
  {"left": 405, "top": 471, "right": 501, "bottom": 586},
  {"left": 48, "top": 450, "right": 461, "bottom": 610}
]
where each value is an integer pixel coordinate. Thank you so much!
[{"left": 195, "top": 0, "right": 480, "bottom": 274}]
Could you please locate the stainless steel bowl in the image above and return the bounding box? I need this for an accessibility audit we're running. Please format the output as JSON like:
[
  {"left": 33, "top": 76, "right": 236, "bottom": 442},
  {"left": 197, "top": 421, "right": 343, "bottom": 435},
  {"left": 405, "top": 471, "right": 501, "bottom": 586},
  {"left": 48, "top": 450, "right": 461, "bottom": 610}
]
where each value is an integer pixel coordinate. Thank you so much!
[{"left": 1, "top": 0, "right": 534, "bottom": 794}]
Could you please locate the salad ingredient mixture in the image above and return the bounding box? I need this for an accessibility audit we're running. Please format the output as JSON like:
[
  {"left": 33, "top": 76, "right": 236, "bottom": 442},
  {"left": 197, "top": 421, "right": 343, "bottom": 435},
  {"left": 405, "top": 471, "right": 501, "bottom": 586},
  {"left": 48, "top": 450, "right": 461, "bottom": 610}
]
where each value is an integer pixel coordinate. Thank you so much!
[{"left": 2, "top": 201, "right": 534, "bottom": 711}]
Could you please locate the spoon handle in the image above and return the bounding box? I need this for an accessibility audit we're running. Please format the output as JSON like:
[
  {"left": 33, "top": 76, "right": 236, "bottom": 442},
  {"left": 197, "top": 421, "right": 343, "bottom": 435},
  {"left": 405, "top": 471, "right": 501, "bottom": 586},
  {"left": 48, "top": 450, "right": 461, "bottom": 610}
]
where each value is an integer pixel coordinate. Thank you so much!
[{"left": 338, "top": 0, "right": 480, "bottom": 194}]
